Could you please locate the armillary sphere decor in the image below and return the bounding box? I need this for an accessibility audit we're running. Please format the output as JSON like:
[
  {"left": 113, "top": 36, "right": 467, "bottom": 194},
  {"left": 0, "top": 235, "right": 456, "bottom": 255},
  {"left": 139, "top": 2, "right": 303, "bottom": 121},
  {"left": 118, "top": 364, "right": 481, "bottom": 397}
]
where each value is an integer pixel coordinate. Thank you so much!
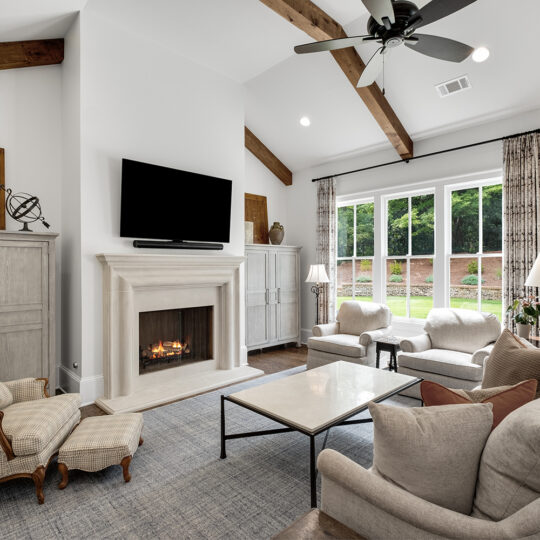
[
  {"left": 0, "top": 184, "right": 50, "bottom": 232},
  {"left": 305, "top": 264, "right": 330, "bottom": 325}
]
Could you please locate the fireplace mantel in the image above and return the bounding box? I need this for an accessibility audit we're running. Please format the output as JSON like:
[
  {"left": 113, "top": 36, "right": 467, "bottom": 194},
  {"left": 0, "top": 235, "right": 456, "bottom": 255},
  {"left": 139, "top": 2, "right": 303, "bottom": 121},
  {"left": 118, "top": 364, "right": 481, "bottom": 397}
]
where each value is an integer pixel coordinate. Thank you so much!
[{"left": 95, "top": 253, "right": 262, "bottom": 413}]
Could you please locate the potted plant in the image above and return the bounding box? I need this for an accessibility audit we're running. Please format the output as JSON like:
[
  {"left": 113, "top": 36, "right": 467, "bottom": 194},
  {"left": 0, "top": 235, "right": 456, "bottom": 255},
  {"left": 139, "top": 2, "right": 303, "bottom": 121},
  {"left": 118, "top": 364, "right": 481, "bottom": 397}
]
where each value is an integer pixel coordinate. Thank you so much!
[{"left": 507, "top": 297, "right": 540, "bottom": 338}]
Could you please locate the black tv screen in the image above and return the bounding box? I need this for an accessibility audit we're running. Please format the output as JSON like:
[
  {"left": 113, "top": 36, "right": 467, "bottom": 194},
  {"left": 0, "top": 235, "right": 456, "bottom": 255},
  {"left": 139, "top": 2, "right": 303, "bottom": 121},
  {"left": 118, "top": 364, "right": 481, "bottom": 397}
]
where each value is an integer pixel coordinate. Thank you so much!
[{"left": 120, "top": 159, "right": 232, "bottom": 243}]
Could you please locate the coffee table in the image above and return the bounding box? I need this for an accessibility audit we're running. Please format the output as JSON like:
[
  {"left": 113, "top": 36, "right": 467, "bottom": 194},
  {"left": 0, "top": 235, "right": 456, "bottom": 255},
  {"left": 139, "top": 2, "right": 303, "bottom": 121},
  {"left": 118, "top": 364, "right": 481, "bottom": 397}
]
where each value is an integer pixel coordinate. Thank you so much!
[{"left": 220, "top": 361, "right": 421, "bottom": 507}]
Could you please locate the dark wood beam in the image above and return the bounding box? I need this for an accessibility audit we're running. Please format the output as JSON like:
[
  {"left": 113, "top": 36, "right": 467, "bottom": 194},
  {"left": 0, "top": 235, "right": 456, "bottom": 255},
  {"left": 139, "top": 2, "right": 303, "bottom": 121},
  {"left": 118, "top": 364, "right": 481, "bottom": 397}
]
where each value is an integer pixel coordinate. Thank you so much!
[
  {"left": 259, "top": 0, "right": 413, "bottom": 159},
  {"left": 245, "top": 126, "right": 293, "bottom": 186},
  {"left": 0, "top": 39, "right": 64, "bottom": 71}
]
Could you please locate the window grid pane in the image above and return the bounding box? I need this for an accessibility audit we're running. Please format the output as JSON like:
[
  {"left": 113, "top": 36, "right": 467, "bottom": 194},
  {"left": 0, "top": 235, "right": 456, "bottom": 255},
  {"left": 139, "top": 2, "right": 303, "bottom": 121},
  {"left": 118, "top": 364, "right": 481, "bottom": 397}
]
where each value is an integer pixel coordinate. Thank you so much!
[
  {"left": 387, "top": 198, "right": 408, "bottom": 256},
  {"left": 452, "top": 188, "right": 479, "bottom": 254},
  {"left": 337, "top": 206, "right": 354, "bottom": 258},
  {"left": 356, "top": 203, "right": 375, "bottom": 257},
  {"left": 411, "top": 194, "right": 435, "bottom": 255}
]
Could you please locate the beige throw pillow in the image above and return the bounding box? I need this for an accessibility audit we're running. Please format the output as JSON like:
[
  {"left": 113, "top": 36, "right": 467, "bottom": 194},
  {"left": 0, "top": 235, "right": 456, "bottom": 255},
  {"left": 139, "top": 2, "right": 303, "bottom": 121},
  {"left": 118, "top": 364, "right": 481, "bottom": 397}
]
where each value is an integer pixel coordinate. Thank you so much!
[
  {"left": 0, "top": 381, "right": 13, "bottom": 409},
  {"left": 368, "top": 401, "right": 493, "bottom": 515}
]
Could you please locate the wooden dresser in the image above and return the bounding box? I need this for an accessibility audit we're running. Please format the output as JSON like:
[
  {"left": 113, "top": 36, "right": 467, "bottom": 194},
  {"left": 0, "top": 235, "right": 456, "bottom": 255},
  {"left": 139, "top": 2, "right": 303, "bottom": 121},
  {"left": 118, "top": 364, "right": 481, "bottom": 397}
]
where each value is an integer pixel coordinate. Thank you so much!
[{"left": 0, "top": 231, "right": 58, "bottom": 389}]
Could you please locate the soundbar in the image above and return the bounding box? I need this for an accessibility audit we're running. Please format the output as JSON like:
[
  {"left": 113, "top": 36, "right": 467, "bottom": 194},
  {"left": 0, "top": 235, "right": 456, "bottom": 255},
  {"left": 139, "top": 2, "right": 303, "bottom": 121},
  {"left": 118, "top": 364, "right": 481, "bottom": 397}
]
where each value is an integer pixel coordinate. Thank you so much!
[{"left": 133, "top": 239, "right": 224, "bottom": 250}]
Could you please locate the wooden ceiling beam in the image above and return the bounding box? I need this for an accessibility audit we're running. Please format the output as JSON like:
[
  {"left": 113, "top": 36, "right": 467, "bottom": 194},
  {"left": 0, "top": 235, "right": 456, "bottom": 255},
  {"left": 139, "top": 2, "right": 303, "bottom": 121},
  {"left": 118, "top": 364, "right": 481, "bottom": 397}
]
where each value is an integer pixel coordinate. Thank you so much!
[
  {"left": 0, "top": 39, "right": 64, "bottom": 71},
  {"left": 245, "top": 126, "right": 293, "bottom": 186},
  {"left": 259, "top": 0, "right": 413, "bottom": 159}
]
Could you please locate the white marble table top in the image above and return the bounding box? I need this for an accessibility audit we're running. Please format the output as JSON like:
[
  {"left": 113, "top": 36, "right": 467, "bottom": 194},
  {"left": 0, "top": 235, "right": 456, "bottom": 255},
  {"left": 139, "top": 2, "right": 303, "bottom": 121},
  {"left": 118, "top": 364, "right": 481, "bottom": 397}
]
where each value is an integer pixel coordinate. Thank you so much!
[{"left": 228, "top": 361, "right": 420, "bottom": 434}]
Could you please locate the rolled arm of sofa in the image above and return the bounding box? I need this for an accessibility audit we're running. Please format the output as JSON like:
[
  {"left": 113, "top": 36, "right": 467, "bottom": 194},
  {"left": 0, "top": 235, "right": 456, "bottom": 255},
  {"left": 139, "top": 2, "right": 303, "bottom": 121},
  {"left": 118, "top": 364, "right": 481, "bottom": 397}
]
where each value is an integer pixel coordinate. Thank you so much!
[
  {"left": 471, "top": 343, "right": 495, "bottom": 367},
  {"left": 399, "top": 333, "right": 431, "bottom": 353},
  {"left": 312, "top": 322, "right": 340, "bottom": 337},
  {"left": 5, "top": 378, "right": 49, "bottom": 403},
  {"left": 359, "top": 326, "right": 392, "bottom": 347},
  {"left": 318, "top": 449, "right": 530, "bottom": 539}
]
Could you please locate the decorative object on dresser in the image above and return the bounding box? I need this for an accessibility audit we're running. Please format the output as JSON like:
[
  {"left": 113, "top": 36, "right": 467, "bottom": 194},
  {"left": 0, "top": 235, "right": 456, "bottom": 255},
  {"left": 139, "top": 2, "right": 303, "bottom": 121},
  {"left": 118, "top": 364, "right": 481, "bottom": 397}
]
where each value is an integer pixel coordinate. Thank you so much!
[
  {"left": 0, "top": 231, "right": 58, "bottom": 390},
  {"left": 268, "top": 221, "right": 284, "bottom": 245},
  {"left": 0, "top": 149, "right": 5, "bottom": 230},
  {"left": 307, "top": 301, "right": 392, "bottom": 370},
  {"left": 244, "top": 221, "right": 254, "bottom": 244},
  {"left": 305, "top": 264, "right": 330, "bottom": 325},
  {"left": 0, "top": 377, "right": 81, "bottom": 504},
  {"left": 245, "top": 244, "right": 301, "bottom": 351},
  {"left": 244, "top": 193, "right": 268, "bottom": 244},
  {"left": 0, "top": 184, "right": 50, "bottom": 232}
]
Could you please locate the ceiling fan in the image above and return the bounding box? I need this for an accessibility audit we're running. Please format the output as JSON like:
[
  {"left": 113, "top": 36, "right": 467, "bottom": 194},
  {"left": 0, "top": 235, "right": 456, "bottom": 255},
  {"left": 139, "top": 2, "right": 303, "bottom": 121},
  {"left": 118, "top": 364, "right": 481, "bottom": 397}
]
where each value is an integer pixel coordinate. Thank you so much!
[{"left": 294, "top": 0, "right": 477, "bottom": 87}]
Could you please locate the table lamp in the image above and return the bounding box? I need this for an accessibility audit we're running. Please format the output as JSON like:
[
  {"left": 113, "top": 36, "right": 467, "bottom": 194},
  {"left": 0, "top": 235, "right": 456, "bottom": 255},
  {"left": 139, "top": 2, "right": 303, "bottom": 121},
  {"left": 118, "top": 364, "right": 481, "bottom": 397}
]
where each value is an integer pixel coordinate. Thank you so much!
[
  {"left": 525, "top": 255, "right": 540, "bottom": 288},
  {"left": 306, "top": 264, "right": 330, "bottom": 325}
]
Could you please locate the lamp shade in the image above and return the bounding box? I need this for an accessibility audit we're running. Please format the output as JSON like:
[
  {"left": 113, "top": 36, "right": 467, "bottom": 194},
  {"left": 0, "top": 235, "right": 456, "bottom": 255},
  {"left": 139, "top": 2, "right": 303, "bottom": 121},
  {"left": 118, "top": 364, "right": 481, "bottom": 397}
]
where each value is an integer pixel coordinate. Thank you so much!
[
  {"left": 525, "top": 255, "right": 540, "bottom": 287},
  {"left": 305, "top": 264, "right": 329, "bottom": 283}
]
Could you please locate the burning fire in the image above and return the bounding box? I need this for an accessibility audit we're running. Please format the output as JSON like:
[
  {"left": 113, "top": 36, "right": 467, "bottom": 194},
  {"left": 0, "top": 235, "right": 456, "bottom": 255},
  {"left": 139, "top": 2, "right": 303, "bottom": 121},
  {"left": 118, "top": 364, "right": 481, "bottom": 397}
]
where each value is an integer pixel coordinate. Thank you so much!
[{"left": 150, "top": 340, "right": 190, "bottom": 359}]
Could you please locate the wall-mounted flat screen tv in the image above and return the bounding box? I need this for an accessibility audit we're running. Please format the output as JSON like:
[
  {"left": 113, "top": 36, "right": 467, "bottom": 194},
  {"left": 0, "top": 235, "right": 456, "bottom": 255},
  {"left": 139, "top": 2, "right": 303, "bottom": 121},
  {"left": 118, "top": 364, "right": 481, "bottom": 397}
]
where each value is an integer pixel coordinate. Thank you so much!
[{"left": 120, "top": 158, "right": 232, "bottom": 243}]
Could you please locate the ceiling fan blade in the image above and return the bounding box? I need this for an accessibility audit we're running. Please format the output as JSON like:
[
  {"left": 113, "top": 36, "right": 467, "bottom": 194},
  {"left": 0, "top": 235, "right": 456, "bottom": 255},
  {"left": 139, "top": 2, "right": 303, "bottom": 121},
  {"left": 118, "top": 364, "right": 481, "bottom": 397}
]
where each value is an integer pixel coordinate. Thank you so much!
[
  {"left": 361, "top": 0, "right": 395, "bottom": 26},
  {"left": 357, "top": 47, "right": 385, "bottom": 87},
  {"left": 405, "top": 34, "right": 474, "bottom": 62},
  {"left": 294, "top": 35, "right": 375, "bottom": 55},
  {"left": 408, "top": 0, "right": 477, "bottom": 29}
]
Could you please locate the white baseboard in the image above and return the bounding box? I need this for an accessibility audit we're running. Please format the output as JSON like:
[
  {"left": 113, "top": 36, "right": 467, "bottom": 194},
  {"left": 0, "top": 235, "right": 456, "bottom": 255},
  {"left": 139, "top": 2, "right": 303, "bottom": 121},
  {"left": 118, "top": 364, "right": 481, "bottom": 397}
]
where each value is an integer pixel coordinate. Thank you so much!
[{"left": 58, "top": 365, "right": 104, "bottom": 406}]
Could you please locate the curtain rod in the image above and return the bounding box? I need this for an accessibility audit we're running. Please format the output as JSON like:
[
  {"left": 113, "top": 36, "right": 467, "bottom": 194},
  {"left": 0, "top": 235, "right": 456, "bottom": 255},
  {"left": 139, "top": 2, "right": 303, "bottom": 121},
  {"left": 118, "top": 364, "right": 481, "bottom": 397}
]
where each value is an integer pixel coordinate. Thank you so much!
[{"left": 312, "top": 127, "right": 540, "bottom": 182}]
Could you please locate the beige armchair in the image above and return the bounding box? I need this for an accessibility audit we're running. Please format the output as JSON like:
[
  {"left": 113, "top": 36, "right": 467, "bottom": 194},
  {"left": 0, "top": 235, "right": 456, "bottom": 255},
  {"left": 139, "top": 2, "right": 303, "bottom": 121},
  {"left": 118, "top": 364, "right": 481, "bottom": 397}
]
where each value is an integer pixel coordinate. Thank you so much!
[
  {"left": 0, "top": 378, "right": 81, "bottom": 503},
  {"left": 307, "top": 301, "right": 392, "bottom": 369}
]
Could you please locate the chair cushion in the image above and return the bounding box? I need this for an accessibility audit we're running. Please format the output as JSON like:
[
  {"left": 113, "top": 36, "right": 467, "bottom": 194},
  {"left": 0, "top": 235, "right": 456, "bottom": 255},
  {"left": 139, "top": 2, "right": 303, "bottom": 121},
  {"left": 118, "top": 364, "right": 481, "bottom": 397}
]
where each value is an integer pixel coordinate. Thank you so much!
[
  {"left": 337, "top": 301, "right": 391, "bottom": 336},
  {"left": 308, "top": 335, "right": 366, "bottom": 358},
  {"left": 482, "top": 329, "right": 540, "bottom": 398},
  {"left": 472, "top": 398, "right": 540, "bottom": 521},
  {"left": 2, "top": 394, "right": 81, "bottom": 456},
  {"left": 420, "top": 380, "right": 538, "bottom": 429},
  {"left": 425, "top": 308, "right": 501, "bottom": 354},
  {"left": 398, "top": 349, "right": 483, "bottom": 381},
  {"left": 0, "top": 382, "right": 13, "bottom": 409},
  {"left": 369, "top": 401, "right": 493, "bottom": 515}
]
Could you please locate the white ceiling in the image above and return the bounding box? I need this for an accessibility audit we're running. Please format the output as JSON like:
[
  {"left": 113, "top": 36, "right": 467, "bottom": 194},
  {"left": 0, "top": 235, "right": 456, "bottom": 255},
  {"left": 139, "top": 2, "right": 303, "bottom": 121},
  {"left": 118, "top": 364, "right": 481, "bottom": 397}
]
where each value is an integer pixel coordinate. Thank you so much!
[{"left": 1, "top": 0, "right": 540, "bottom": 172}]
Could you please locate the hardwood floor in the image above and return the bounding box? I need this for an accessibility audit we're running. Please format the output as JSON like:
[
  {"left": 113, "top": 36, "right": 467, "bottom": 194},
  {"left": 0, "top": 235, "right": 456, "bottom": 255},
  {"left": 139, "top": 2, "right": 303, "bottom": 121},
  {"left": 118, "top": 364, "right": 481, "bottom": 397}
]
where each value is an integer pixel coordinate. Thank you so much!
[{"left": 80, "top": 344, "right": 308, "bottom": 419}]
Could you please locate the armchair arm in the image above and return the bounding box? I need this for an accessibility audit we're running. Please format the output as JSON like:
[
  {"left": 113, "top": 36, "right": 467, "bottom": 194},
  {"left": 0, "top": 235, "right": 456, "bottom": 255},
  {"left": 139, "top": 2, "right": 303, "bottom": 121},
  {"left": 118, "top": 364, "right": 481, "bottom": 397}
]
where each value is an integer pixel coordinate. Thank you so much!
[
  {"left": 359, "top": 326, "right": 393, "bottom": 347},
  {"left": 318, "top": 449, "right": 538, "bottom": 539},
  {"left": 0, "top": 411, "right": 15, "bottom": 461},
  {"left": 312, "top": 322, "right": 340, "bottom": 337},
  {"left": 399, "top": 333, "right": 431, "bottom": 353},
  {"left": 5, "top": 378, "right": 49, "bottom": 403},
  {"left": 471, "top": 343, "right": 495, "bottom": 367}
]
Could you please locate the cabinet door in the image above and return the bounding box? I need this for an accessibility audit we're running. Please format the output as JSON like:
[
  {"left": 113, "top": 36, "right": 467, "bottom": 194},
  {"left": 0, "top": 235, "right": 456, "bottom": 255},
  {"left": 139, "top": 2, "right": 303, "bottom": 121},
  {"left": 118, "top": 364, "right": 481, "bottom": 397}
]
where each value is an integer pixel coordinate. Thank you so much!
[
  {"left": 276, "top": 251, "right": 299, "bottom": 341},
  {"left": 267, "top": 250, "right": 278, "bottom": 343},
  {"left": 245, "top": 250, "right": 269, "bottom": 347},
  {"left": 0, "top": 241, "right": 48, "bottom": 381}
]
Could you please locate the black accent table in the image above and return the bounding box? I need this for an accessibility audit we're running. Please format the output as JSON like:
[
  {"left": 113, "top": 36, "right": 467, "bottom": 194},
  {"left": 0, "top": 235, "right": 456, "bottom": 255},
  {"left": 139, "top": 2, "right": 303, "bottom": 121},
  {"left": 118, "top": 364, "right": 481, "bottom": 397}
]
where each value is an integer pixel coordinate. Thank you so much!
[{"left": 375, "top": 336, "right": 401, "bottom": 372}]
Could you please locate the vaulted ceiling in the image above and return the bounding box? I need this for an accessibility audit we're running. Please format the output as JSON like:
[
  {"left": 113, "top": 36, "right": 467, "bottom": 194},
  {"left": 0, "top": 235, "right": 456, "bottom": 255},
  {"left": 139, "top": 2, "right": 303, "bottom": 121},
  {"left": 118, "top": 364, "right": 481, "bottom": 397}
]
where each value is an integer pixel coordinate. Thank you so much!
[{"left": 3, "top": 0, "right": 540, "bottom": 171}]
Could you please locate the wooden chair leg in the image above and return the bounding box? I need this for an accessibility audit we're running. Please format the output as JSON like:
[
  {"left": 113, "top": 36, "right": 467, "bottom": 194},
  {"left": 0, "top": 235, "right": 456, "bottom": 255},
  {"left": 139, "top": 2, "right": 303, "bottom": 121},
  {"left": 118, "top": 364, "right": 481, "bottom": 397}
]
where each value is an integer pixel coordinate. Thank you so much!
[
  {"left": 31, "top": 466, "right": 46, "bottom": 504},
  {"left": 121, "top": 456, "right": 132, "bottom": 483},
  {"left": 58, "top": 463, "right": 69, "bottom": 490},
  {"left": 139, "top": 436, "right": 143, "bottom": 446}
]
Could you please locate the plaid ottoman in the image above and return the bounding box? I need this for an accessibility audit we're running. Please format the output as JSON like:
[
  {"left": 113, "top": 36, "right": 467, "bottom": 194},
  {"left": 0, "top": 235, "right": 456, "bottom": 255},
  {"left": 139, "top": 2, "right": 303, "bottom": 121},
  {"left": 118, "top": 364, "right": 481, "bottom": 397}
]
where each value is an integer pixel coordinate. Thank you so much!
[{"left": 57, "top": 413, "right": 143, "bottom": 488}]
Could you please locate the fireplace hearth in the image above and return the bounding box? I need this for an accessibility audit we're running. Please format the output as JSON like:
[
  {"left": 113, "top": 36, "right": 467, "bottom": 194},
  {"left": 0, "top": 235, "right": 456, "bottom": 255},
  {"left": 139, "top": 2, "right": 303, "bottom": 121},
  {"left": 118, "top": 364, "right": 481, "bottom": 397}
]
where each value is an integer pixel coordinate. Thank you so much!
[{"left": 139, "top": 306, "right": 213, "bottom": 374}]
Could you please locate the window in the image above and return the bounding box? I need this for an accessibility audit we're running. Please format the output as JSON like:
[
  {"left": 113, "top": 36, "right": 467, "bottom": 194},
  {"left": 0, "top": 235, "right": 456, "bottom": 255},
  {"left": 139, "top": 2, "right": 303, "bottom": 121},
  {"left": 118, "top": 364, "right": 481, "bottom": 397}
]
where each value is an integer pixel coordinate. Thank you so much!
[
  {"left": 449, "top": 183, "right": 502, "bottom": 320},
  {"left": 337, "top": 201, "right": 374, "bottom": 310},
  {"left": 385, "top": 193, "right": 435, "bottom": 319}
]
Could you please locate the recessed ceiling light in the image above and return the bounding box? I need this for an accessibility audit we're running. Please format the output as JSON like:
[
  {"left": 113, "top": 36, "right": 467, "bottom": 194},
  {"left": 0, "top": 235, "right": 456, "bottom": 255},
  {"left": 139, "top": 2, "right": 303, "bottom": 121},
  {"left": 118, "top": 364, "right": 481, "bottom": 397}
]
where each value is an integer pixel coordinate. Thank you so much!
[
  {"left": 472, "top": 47, "right": 490, "bottom": 63},
  {"left": 299, "top": 116, "right": 311, "bottom": 127}
]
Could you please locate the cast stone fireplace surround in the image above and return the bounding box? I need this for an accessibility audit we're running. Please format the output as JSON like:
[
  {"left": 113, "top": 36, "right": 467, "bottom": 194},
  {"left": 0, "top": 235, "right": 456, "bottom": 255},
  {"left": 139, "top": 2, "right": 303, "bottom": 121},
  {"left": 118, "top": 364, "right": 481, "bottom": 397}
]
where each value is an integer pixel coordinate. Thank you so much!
[{"left": 95, "top": 253, "right": 262, "bottom": 413}]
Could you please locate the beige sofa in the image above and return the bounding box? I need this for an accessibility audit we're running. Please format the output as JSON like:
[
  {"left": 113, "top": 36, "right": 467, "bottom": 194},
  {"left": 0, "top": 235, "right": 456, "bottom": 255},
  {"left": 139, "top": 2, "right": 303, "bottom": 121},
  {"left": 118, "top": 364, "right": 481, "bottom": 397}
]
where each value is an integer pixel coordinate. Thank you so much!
[
  {"left": 318, "top": 398, "right": 540, "bottom": 540},
  {"left": 398, "top": 308, "right": 501, "bottom": 398},
  {"left": 307, "top": 301, "right": 392, "bottom": 370},
  {"left": 0, "top": 378, "right": 81, "bottom": 503}
]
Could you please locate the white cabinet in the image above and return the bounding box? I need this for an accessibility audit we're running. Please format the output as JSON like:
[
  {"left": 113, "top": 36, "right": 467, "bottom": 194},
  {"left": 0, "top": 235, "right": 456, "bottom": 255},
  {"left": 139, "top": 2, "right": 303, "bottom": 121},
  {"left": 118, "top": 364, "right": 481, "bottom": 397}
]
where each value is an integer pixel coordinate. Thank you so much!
[{"left": 245, "top": 244, "right": 301, "bottom": 350}]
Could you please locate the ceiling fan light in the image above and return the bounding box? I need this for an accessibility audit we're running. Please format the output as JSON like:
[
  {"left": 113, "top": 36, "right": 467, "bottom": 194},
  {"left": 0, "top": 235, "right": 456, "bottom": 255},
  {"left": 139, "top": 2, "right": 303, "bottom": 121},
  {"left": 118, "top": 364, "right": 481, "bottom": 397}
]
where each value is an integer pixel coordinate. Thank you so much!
[
  {"left": 472, "top": 47, "right": 490, "bottom": 63},
  {"left": 300, "top": 116, "right": 311, "bottom": 127}
]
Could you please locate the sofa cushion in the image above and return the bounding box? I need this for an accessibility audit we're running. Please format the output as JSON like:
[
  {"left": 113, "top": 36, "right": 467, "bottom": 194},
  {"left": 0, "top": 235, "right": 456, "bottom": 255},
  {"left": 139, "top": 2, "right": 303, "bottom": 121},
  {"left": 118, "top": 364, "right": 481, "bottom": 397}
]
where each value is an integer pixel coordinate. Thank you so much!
[
  {"left": 425, "top": 308, "right": 500, "bottom": 354},
  {"left": 472, "top": 398, "right": 540, "bottom": 521},
  {"left": 337, "top": 301, "right": 391, "bottom": 336},
  {"left": 308, "top": 334, "right": 366, "bottom": 358},
  {"left": 482, "top": 329, "right": 540, "bottom": 398},
  {"left": 2, "top": 393, "right": 81, "bottom": 456},
  {"left": 0, "top": 382, "right": 13, "bottom": 409},
  {"left": 420, "top": 379, "right": 537, "bottom": 429},
  {"left": 369, "top": 401, "right": 493, "bottom": 515},
  {"left": 398, "top": 349, "right": 483, "bottom": 381}
]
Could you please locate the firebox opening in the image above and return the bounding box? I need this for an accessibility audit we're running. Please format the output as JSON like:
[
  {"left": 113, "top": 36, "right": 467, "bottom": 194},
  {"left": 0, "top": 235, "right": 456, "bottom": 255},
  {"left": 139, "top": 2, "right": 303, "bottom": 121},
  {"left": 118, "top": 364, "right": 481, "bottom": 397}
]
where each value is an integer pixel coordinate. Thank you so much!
[{"left": 139, "top": 306, "right": 213, "bottom": 374}]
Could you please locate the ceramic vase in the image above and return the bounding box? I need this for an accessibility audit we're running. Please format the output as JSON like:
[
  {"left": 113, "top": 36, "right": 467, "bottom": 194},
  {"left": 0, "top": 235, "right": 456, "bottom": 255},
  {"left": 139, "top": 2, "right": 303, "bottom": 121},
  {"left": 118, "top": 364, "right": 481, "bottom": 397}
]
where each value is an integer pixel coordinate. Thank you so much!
[
  {"left": 516, "top": 323, "right": 532, "bottom": 339},
  {"left": 269, "top": 222, "right": 284, "bottom": 245}
]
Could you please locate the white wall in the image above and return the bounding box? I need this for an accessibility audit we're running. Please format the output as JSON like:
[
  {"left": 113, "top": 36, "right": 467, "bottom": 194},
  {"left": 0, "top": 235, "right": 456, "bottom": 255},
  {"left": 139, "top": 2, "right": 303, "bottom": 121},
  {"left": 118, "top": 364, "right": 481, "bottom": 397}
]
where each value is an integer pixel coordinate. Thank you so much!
[
  {"left": 245, "top": 150, "right": 289, "bottom": 243},
  {"left": 287, "top": 108, "right": 540, "bottom": 341},
  {"left": 0, "top": 64, "right": 64, "bottom": 369},
  {"left": 73, "top": 1, "right": 246, "bottom": 403}
]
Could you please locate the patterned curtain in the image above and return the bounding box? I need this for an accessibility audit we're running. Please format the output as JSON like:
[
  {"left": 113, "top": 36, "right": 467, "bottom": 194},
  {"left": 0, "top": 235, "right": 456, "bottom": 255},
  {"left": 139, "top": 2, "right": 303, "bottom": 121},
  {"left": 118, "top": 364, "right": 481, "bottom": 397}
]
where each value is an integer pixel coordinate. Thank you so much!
[
  {"left": 503, "top": 133, "right": 540, "bottom": 330},
  {"left": 316, "top": 178, "right": 337, "bottom": 324}
]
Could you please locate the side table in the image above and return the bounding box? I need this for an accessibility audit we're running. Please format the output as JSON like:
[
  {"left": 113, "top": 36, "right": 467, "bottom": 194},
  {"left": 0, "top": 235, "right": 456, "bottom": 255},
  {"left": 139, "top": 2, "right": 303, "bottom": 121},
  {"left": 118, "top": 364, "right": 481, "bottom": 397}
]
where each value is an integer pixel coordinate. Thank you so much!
[{"left": 375, "top": 336, "right": 400, "bottom": 372}]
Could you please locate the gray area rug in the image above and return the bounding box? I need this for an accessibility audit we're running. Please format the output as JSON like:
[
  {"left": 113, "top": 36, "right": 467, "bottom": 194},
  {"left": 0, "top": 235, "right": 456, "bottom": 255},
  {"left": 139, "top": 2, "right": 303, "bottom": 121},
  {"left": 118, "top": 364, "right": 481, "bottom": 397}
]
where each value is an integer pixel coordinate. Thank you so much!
[{"left": 1, "top": 367, "right": 417, "bottom": 539}]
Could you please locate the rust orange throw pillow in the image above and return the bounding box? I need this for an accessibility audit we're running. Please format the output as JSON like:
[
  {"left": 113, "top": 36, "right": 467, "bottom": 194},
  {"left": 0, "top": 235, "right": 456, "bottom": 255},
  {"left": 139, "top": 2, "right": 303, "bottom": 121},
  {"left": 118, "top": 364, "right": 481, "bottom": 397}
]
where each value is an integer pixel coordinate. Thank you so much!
[{"left": 421, "top": 379, "right": 538, "bottom": 429}]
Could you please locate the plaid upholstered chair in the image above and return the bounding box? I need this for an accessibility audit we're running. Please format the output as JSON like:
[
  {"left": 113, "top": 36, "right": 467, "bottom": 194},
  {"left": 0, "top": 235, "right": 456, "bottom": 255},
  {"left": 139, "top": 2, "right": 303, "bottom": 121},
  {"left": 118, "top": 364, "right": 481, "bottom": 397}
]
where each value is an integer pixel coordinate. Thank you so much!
[{"left": 0, "top": 378, "right": 80, "bottom": 503}]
